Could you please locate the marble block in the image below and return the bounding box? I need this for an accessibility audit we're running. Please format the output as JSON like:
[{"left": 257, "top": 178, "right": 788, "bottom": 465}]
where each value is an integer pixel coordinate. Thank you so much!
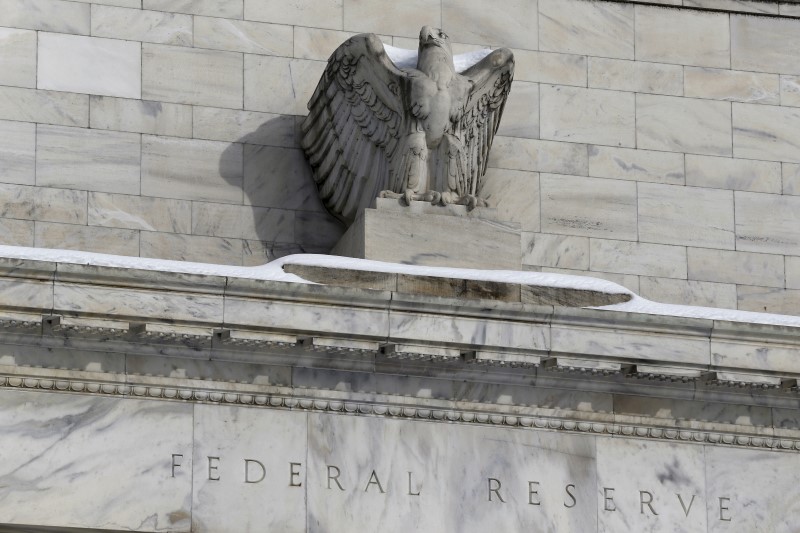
[
  {"left": 0, "top": 0, "right": 90, "bottom": 35},
  {"left": 342, "top": 0, "right": 441, "bottom": 38},
  {"left": 635, "top": 6, "right": 730, "bottom": 68},
  {"left": 0, "top": 389, "right": 193, "bottom": 531},
  {"left": 489, "top": 136, "right": 588, "bottom": 176},
  {"left": 142, "top": 44, "right": 243, "bottom": 108},
  {"left": 143, "top": 0, "right": 242, "bottom": 18},
  {"left": 596, "top": 438, "right": 708, "bottom": 532},
  {"left": 0, "top": 27, "right": 36, "bottom": 88},
  {"left": 540, "top": 174, "right": 637, "bottom": 240},
  {"left": 91, "top": 5, "right": 192, "bottom": 46},
  {"left": 540, "top": 85, "right": 635, "bottom": 148},
  {"left": 539, "top": 0, "right": 634, "bottom": 59},
  {"left": 733, "top": 103, "right": 800, "bottom": 163},
  {"left": 441, "top": 0, "right": 538, "bottom": 49},
  {"left": 0, "top": 86, "right": 88, "bottom": 128},
  {"left": 37, "top": 33, "right": 141, "bottom": 99},
  {"left": 141, "top": 136, "right": 242, "bottom": 204},
  {"left": 36, "top": 124, "right": 141, "bottom": 194},
  {"left": 191, "top": 405, "right": 307, "bottom": 533},
  {"left": 731, "top": 14, "right": 800, "bottom": 75},
  {"left": 514, "top": 49, "right": 587, "bottom": 87},
  {"left": 638, "top": 183, "right": 735, "bottom": 250},
  {"left": 588, "top": 57, "right": 683, "bottom": 97},
  {"left": 705, "top": 446, "right": 800, "bottom": 532},
  {"left": 194, "top": 16, "right": 293, "bottom": 55},
  {"left": 305, "top": 413, "right": 597, "bottom": 533},
  {"left": 331, "top": 199, "right": 522, "bottom": 269},
  {"left": 637, "top": 94, "right": 732, "bottom": 157},
  {"left": 0, "top": 119, "right": 35, "bottom": 185},
  {"left": 588, "top": 145, "right": 685, "bottom": 185},
  {"left": 684, "top": 67, "right": 779, "bottom": 105},
  {"left": 688, "top": 247, "right": 784, "bottom": 288},
  {"left": 245, "top": 0, "right": 343, "bottom": 30}
]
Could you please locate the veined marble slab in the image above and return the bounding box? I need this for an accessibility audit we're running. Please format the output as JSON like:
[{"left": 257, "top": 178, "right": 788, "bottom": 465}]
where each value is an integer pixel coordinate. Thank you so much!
[
  {"left": 37, "top": 33, "right": 141, "bottom": 99},
  {"left": 305, "top": 413, "right": 597, "bottom": 533},
  {"left": 191, "top": 405, "right": 307, "bottom": 532},
  {"left": 2, "top": 388, "right": 798, "bottom": 532},
  {"left": 0, "top": 389, "right": 192, "bottom": 531}
]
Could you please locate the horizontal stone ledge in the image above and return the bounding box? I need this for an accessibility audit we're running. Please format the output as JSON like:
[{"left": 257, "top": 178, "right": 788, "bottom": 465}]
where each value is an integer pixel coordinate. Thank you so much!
[
  {"left": 610, "top": 0, "right": 797, "bottom": 18},
  {"left": 0, "top": 366, "right": 797, "bottom": 452},
  {"left": 2, "top": 311, "right": 800, "bottom": 392}
]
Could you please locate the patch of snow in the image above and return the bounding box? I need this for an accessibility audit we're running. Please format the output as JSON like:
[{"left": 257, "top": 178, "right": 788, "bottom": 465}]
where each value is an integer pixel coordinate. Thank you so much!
[
  {"left": 453, "top": 49, "right": 494, "bottom": 72},
  {"left": 0, "top": 245, "right": 307, "bottom": 283},
  {"left": 383, "top": 44, "right": 418, "bottom": 69},
  {"left": 601, "top": 295, "right": 800, "bottom": 328},
  {"left": 1, "top": 244, "right": 799, "bottom": 328},
  {"left": 383, "top": 44, "right": 493, "bottom": 72},
  {"left": 277, "top": 253, "right": 631, "bottom": 295}
]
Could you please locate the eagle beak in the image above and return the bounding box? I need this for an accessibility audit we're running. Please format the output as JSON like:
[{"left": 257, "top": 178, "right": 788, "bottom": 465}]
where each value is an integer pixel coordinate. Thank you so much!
[{"left": 420, "top": 26, "right": 435, "bottom": 45}]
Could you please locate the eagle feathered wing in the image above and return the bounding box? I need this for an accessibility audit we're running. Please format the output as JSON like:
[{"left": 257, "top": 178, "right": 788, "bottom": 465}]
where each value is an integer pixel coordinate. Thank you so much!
[
  {"left": 301, "top": 34, "right": 409, "bottom": 226},
  {"left": 449, "top": 48, "right": 514, "bottom": 198}
]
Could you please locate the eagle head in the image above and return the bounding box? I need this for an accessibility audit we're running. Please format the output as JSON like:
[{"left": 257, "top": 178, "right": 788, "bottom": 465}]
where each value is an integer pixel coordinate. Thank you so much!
[
  {"left": 417, "top": 26, "right": 454, "bottom": 72},
  {"left": 419, "top": 26, "right": 452, "bottom": 53}
]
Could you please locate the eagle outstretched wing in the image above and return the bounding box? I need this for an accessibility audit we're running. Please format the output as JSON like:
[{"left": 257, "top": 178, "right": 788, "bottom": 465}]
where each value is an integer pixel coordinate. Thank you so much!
[
  {"left": 450, "top": 48, "right": 514, "bottom": 199},
  {"left": 301, "top": 34, "right": 409, "bottom": 226}
]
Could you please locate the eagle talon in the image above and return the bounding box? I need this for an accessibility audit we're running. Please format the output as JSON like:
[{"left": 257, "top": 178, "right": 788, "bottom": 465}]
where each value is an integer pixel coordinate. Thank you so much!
[
  {"left": 379, "top": 190, "right": 403, "bottom": 200},
  {"left": 440, "top": 192, "right": 458, "bottom": 205}
]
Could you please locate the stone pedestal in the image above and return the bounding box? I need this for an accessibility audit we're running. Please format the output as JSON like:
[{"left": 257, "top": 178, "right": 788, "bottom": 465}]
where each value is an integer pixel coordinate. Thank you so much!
[{"left": 330, "top": 198, "right": 522, "bottom": 269}]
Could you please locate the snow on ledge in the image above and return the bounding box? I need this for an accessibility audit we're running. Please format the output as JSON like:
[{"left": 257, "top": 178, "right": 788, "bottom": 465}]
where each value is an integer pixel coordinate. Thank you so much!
[
  {"left": 1, "top": 245, "right": 799, "bottom": 328},
  {"left": 383, "top": 44, "right": 493, "bottom": 72}
]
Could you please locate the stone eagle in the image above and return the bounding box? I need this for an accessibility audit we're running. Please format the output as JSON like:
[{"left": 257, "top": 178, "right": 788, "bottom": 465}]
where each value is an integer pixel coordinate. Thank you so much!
[{"left": 301, "top": 26, "right": 514, "bottom": 226}]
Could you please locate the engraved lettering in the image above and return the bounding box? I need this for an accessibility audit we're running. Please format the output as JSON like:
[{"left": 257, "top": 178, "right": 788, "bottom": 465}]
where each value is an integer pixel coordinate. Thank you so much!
[
  {"left": 488, "top": 478, "right": 505, "bottom": 503},
  {"left": 290, "top": 462, "right": 302, "bottom": 487},
  {"left": 677, "top": 493, "right": 696, "bottom": 517},
  {"left": 604, "top": 487, "right": 616, "bottom": 512},
  {"left": 244, "top": 459, "right": 265, "bottom": 484},
  {"left": 564, "top": 484, "right": 577, "bottom": 508},
  {"left": 640, "top": 490, "right": 658, "bottom": 515},
  {"left": 208, "top": 456, "right": 220, "bottom": 481},
  {"left": 327, "top": 465, "right": 344, "bottom": 491},
  {"left": 719, "top": 497, "right": 732, "bottom": 522},
  {"left": 407, "top": 471, "right": 420, "bottom": 496},
  {"left": 364, "top": 470, "right": 386, "bottom": 493},
  {"left": 171, "top": 454, "right": 183, "bottom": 478},
  {"left": 528, "top": 481, "right": 541, "bottom": 506}
]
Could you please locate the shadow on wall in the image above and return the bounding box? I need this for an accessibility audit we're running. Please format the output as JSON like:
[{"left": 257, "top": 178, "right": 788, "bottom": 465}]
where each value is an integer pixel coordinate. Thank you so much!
[{"left": 219, "top": 116, "right": 345, "bottom": 265}]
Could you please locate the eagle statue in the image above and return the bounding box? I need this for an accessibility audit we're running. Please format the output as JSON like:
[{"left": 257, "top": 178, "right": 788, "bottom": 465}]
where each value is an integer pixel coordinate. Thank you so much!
[{"left": 301, "top": 26, "right": 515, "bottom": 227}]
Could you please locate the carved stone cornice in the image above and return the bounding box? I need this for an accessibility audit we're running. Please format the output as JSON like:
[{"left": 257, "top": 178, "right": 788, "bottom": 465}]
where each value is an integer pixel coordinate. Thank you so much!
[
  {"left": 1, "top": 367, "right": 796, "bottom": 453},
  {"left": 2, "top": 257, "right": 800, "bottom": 450},
  {"left": 1, "top": 300, "right": 800, "bottom": 392}
]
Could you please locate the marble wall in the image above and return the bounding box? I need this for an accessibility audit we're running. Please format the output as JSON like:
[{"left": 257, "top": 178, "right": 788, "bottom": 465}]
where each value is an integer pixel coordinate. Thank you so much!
[
  {"left": 1, "top": 387, "right": 798, "bottom": 532},
  {"left": 2, "top": 0, "right": 800, "bottom": 313}
]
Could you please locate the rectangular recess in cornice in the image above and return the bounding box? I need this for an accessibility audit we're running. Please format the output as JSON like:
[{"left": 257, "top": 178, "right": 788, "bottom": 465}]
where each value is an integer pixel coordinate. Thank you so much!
[{"left": 543, "top": 356, "right": 622, "bottom": 376}]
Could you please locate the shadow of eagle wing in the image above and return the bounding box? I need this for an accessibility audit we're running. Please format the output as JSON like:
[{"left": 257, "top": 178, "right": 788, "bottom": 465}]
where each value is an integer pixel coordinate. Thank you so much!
[
  {"left": 301, "top": 34, "right": 409, "bottom": 226},
  {"left": 455, "top": 48, "right": 514, "bottom": 198}
]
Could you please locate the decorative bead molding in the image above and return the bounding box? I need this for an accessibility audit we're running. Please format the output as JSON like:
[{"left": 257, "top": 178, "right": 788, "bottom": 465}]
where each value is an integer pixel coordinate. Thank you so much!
[{"left": 1, "top": 372, "right": 797, "bottom": 453}]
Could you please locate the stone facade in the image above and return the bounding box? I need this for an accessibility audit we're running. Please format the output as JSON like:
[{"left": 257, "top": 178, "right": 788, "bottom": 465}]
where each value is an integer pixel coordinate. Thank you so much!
[
  {"left": 2, "top": 253, "right": 800, "bottom": 532},
  {"left": 2, "top": 0, "right": 800, "bottom": 314}
]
